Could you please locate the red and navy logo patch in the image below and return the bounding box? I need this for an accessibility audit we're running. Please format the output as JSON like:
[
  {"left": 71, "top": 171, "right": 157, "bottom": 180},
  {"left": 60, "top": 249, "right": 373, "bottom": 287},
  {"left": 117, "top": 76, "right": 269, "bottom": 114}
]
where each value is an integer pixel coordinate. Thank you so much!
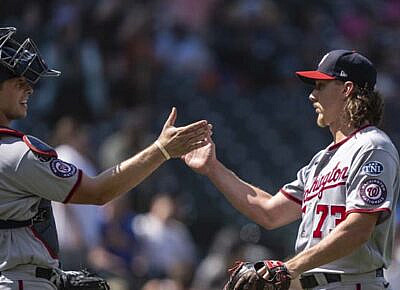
[
  {"left": 50, "top": 159, "right": 77, "bottom": 178},
  {"left": 359, "top": 179, "right": 387, "bottom": 205}
]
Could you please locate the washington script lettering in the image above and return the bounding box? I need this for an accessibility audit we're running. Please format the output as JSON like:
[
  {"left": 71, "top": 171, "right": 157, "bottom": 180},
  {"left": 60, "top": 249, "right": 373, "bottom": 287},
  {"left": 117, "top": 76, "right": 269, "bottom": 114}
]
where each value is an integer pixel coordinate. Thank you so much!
[{"left": 304, "top": 162, "right": 349, "bottom": 202}]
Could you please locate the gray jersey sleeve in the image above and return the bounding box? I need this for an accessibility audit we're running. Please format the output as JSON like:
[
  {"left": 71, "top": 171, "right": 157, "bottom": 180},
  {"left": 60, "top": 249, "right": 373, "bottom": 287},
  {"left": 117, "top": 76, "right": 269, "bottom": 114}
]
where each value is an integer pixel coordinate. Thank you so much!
[
  {"left": 15, "top": 150, "right": 82, "bottom": 202},
  {"left": 280, "top": 165, "right": 307, "bottom": 205},
  {"left": 280, "top": 151, "right": 325, "bottom": 205},
  {"left": 346, "top": 149, "right": 399, "bottom": 224}
]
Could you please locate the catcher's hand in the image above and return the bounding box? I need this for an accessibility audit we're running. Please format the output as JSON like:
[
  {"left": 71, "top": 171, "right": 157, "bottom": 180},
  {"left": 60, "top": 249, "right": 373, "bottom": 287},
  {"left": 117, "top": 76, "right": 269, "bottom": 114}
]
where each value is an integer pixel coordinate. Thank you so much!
[
  {"left": 223, "top": 260, "right": 291, "bottom": 290},
  {"left": 52, "top": 269, "right": 110, "bottom": 290}
]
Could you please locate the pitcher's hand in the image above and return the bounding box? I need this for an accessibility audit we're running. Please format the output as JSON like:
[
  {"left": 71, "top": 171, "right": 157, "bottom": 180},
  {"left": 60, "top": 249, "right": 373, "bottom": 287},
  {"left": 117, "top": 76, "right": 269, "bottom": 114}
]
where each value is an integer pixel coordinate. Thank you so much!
[
  {"left": 182, "top": 130, "right": 216, "bottom": 175},
  {"left": 157, "top": 107, "right": 211, "bottom": 158}
]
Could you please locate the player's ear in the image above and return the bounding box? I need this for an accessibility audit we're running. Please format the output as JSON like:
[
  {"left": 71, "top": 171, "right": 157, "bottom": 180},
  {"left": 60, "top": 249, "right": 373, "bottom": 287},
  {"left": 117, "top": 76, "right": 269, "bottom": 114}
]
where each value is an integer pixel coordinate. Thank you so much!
[{"left": 343, "top": 81, "right": 355, "bottom": 97}]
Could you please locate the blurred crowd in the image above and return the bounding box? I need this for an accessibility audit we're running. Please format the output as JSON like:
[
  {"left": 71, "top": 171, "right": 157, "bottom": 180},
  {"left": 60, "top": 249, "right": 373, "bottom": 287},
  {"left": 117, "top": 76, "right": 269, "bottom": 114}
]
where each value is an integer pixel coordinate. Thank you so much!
[{"left": 1, "top": 0, "right": 400, "bottom": 289}]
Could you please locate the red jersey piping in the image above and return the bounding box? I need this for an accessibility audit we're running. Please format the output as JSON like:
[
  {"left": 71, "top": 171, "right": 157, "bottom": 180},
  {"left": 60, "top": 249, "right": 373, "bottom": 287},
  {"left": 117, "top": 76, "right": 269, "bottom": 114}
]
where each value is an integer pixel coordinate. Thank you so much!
[
  {"left": 0, "top": 127, "right": 24, "bottom": 138},
  {"left": 346, "top": 208, "right": 391, "bottom": 225},
  {"left": 63, "top": 170, "right": 82, "bottom": 203},
  {"left": 279, "top": 188, "right": 302, "bottom": 205},
  {"left": 328, "top": 125, "right": 372, "bottom": 151}
]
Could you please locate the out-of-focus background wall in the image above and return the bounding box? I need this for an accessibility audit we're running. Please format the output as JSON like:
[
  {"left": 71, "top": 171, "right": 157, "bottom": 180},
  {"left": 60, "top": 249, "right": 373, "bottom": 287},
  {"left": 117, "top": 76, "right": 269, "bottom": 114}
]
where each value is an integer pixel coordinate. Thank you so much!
[{"left": 1, "top": 0, "right": 400, "bottom": 289}]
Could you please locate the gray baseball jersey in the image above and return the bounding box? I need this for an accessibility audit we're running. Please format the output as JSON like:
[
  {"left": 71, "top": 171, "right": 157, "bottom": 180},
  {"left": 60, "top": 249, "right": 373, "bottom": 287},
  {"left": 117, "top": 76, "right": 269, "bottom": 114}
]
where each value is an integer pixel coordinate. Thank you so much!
[
  {"left": 281, "top": 125, "right": 399, "bottom": 274},
  {"left": 0, "top": 128, "right": 81, "bottom": 271}
]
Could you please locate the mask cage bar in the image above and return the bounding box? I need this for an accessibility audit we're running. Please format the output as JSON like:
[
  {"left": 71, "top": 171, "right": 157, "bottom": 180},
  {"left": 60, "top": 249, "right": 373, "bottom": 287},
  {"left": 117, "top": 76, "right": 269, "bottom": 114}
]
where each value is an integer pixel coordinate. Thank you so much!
[{"left": 0, "top": 27, "right": 60, "bottom": 84}]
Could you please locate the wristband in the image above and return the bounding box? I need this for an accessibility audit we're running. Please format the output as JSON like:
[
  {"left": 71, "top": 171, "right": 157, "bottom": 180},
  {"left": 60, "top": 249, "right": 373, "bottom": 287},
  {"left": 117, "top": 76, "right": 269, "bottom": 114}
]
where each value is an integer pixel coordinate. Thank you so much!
[{"left": 155, "top": 140, "right": 171, "bottom": 160}]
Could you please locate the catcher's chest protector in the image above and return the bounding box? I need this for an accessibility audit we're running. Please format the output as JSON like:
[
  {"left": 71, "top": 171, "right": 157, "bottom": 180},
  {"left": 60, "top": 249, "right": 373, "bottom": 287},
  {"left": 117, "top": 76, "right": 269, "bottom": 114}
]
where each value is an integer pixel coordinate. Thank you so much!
[{"left": 0, "top": 128, "right": 60, "bottom": 258}]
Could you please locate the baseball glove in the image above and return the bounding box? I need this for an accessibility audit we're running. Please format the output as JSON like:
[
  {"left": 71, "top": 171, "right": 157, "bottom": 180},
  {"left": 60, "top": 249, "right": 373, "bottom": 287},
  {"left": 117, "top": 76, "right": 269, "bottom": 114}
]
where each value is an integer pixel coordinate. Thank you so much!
[
  {"left": 53, "top": 269, "right": 110, "bottom": 290},
  {"left": 223, "top": 260, "right": 291, "bottom": 290}
]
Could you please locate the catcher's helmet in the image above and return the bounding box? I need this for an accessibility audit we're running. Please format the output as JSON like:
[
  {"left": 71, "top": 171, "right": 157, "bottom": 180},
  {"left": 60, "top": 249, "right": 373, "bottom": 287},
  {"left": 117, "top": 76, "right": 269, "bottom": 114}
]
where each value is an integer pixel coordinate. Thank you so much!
[{"left": 0, "top": 27, "right": 60, "bottom": 84}]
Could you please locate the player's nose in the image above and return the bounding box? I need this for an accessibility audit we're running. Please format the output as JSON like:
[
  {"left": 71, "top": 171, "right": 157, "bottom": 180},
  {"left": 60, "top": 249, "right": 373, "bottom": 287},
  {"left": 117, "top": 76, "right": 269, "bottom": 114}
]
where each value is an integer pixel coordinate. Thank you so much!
[{"left": 309, "top": 93, "right": 317, "bottom": 102}]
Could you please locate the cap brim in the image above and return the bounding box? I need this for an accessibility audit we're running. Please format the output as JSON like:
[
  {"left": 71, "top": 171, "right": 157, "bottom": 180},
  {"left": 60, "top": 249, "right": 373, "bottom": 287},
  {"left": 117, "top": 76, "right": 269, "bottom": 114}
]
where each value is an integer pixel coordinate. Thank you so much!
[{"left": 295, "top": 71, "right": 335, "bottom": 85}]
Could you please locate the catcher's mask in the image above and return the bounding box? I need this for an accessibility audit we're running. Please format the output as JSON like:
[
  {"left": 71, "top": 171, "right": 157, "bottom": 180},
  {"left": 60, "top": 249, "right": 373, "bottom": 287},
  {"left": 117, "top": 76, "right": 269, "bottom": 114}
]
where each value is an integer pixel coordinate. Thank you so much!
[{"left": 0, "top": 27, "right": 60, "bottom": 85}]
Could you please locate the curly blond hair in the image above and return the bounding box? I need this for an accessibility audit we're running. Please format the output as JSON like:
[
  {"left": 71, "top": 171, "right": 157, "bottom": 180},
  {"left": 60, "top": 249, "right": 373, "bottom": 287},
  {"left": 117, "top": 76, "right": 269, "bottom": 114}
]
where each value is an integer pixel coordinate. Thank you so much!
[{"left": 343, "top": 86, "right": 384, "bottom": 128}]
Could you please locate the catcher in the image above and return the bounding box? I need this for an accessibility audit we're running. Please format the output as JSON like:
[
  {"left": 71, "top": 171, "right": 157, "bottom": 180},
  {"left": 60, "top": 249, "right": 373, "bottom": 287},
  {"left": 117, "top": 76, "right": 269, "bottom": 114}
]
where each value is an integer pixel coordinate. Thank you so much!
[
  {"left": 184, "top": 50, "right": 397, "bottom": 289},
  {"left": 0, "top": 27, "right": 211, "bottom": 289}
]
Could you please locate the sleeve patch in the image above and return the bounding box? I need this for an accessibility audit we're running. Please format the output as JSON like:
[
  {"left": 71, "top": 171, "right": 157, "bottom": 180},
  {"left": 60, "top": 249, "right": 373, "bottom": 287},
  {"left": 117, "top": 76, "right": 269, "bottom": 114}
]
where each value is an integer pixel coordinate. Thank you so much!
[
  {"left": 50, "top": 159, "right": 77, "bottom": 178},
  {"left": 362, "top": 161, "right": 384, "bottom": 176},
  {"left": 359, "top": 179, "right": 387, "bottom": 205}
]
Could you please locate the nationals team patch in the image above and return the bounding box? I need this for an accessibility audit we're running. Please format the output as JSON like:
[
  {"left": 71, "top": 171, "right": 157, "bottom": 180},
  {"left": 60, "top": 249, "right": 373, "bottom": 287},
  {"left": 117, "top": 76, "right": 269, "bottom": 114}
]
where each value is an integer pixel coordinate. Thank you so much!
[
  {"left": 359, "top": 179, "right": 387, "bottom": 205},
  {"left": 362, "top": 161, "right": 384, "bottom": 176},
  {"left": 50, "top": 159, "right": 77, "bottom": 178}
]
